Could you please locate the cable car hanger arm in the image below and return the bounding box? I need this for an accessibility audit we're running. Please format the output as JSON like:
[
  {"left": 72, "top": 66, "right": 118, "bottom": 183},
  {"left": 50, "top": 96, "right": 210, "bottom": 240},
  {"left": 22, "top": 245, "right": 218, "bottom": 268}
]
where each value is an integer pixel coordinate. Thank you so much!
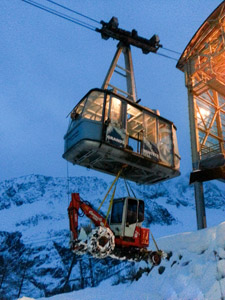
[{"left": 96, "top": 17, "right": 162, "bottom": 54}]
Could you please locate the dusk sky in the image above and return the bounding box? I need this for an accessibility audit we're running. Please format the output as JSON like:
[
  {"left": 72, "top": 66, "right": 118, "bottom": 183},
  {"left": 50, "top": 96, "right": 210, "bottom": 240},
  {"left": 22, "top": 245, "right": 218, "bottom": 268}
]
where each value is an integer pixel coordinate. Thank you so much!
[{"left": 0, "top": 0, "right": 222, "bottom": 182}]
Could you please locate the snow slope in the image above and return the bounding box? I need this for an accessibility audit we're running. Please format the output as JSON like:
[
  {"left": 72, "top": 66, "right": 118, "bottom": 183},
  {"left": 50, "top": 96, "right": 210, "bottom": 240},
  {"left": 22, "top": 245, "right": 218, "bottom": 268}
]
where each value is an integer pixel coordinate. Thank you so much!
[{"left": 20, "top": 222, "right": 225, "bottom": 300}]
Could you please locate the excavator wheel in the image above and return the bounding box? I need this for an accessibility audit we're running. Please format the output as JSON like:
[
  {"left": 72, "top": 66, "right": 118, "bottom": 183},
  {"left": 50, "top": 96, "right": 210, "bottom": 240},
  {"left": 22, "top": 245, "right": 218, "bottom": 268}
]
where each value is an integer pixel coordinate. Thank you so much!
[
  {"left": 88, "top": 226, "right": 115, "bottom": 258},
  {"left": 150, "top": 251, "right": 162, "bottom": 266}
]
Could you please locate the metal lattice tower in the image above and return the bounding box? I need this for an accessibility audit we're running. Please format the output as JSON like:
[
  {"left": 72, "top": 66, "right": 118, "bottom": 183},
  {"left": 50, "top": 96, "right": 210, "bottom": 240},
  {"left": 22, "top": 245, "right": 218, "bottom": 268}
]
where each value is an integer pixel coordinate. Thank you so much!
[{"left": 177, "top": 1, "right": 225, "bottom": 229}]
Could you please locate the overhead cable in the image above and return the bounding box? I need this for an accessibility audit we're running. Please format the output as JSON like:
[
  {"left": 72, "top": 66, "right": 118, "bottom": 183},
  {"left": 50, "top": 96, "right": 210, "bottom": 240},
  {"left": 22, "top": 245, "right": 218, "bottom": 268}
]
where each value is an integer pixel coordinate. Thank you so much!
[
  {"left": 155, "top": 52, "right": 178, "bottom": 62},
  {"left": 45, "top": 0, "right": 100, "bottom": 24},
  {"left": 22, "top": 1, "right": 181, "bottom": 61},
  {"left": 22, "top": 0, "right": 97, "bottom": 31},
  {"left": 161, "top": 46, "right": 181, "bottom": 55}
]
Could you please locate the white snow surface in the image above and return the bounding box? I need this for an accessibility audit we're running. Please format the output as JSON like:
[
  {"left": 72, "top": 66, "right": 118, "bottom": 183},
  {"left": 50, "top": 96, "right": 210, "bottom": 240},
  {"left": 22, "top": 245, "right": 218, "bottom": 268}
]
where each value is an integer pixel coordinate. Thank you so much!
[{"left": 19, "top": 222, "right": 225, "bottom": 300}]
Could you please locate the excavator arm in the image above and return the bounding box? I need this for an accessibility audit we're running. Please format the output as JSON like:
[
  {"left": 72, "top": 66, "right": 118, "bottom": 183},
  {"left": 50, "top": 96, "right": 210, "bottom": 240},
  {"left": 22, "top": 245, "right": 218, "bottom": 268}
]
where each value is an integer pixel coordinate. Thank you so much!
[{"left": 68, "top": 193, "right": 109, "bottom": 242}]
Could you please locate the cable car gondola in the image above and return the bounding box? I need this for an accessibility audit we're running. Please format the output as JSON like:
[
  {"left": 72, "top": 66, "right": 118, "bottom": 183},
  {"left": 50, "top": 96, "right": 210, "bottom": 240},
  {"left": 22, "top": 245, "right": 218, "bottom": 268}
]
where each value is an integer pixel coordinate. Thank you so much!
[
  {"left": 63, "top": 17, "right": 181, "bottom": 184},
  {"left": 63, "top": 87, "right": 180, "bottom": 184}
]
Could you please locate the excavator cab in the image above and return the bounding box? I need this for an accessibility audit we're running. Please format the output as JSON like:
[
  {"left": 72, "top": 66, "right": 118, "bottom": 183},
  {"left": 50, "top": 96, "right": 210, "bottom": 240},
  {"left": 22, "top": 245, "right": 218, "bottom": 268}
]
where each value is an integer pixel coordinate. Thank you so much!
[{"left": 110, "top": 197, "right": 145, "bottom": 239}]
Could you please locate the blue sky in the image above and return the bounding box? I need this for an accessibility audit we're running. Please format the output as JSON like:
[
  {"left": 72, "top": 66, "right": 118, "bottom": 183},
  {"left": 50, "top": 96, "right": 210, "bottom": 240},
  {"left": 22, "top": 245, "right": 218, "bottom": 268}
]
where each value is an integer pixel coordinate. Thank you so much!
[{"left": 0, "top": 0, "right": 222, "bottom": 181}]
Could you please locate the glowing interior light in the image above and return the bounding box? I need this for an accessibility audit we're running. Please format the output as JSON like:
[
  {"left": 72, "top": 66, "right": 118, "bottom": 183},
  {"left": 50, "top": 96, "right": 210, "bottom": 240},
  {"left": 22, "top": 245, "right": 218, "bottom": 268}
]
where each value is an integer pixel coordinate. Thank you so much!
[
  {"left": 111, "top": 97, "right": 121, "bottom": 121},
  {"left": 197, "top": 107, "right": 210, "bottom": 119},
  {"left": 112, "top": 97, "right": 121, "bottom": 111}
]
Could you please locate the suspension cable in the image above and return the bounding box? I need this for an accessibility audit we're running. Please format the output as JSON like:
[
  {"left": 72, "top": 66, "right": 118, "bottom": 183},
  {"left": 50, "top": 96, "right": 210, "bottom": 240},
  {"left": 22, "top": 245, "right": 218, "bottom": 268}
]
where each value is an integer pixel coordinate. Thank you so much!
[
  {"left": 22, "top": 0, "right": 182, "bottom": 60},
  {"left": 45, "top": 0, "right": 100, "bottom": 24},
  {"left": 22, "top": 0, "right": 97, "bottom": 31},
  {"left": 161, "top": 46, "right": 181, "bottom": 55},
  {"left": 155, "top": 51, "right": 178, "bottom": 62}
]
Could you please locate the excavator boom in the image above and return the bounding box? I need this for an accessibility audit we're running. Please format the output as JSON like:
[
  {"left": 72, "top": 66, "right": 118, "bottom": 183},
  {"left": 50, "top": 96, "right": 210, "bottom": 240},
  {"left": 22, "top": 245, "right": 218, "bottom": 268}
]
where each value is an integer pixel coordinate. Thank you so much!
[{"left": 68, "top": 193, "right": 109, "bottom": 240}]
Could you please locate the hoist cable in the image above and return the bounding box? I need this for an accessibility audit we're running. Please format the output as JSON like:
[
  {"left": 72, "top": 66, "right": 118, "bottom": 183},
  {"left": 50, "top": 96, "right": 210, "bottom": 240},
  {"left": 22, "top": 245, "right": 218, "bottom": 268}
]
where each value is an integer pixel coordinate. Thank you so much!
[
  {"left": 124, "top": 178, "right": 136, "bottom": 198},
  {"left": 127, "top": 180, "right": 136, "bottom": 198},
  {"left": 45, "top": 0, "right": 100, "bottom": 24},
  {"left": 123, "top": 178, "right": 130, "bottom": 197},
  {"left": 22, "top": 0, "right": 97, "bottom": 31}
]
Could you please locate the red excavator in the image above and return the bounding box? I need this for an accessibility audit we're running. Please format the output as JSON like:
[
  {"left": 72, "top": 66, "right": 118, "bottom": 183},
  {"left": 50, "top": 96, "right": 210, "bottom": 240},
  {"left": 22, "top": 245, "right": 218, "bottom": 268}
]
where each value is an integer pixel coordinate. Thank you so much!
[{"left": 68, "top": 193, "right": 164, "bottom": 265}]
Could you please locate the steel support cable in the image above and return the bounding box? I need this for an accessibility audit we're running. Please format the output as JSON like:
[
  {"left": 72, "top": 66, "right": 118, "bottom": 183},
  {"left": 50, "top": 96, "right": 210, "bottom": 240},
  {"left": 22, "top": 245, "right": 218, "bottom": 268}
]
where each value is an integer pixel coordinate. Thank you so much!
[
  {"left": 22, "top": 0, "right": 182, "bottom": 61},
  {"left": 155, "top": 52, "right": 178, "bottom": 62},
  {"left": 22, "top": 0, "right": 97, "bottom": 31},
  {"left": 126, "top": 180, "right": 136, "bottom": 198},
  {"left": 161, "top": 46, "right": 181, "bottom": 55},
  {"left": 123, "top": 178, "right": 130, "bottom": 197},
  {"left": 45, "top": 0, "right": 100, "bottom": 24}
]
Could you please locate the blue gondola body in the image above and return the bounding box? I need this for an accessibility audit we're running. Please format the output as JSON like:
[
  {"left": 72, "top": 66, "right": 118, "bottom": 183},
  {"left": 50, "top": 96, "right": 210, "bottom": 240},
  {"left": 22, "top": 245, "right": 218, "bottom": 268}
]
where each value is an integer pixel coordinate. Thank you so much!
[{"left": 63, "top": 88, "right": 180, "bottom": 184}]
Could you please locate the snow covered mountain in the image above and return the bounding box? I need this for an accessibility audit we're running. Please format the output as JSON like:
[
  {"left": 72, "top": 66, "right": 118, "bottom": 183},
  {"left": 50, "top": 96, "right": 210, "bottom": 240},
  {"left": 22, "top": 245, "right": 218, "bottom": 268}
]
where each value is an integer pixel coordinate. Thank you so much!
[{"left": 0, "top": 174, "right": 224, "bottom": 299}]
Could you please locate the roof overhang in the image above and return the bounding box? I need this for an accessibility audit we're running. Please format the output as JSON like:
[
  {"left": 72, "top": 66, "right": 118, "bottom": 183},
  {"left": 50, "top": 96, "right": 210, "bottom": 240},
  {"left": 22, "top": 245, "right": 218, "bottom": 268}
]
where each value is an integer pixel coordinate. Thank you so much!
[{"left": 176, "top": 1, "right": 225, "bottom": 72}]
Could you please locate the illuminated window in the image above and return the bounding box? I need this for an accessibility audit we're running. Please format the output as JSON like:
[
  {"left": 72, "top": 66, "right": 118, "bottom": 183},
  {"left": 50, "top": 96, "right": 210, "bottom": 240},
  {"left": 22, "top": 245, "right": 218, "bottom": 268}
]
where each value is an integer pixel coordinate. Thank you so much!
[
  {"left": 127, "top": 104, "right": 143, "bottom": 139},
  {"left": 82, "top": 91, "right": 104, "bottom": 121},
  {"left": 110, "top": 97, "right": 122, "bottom": 127},
  {"left": 144, "top": 113, "right": 157, "bottom": 143}
]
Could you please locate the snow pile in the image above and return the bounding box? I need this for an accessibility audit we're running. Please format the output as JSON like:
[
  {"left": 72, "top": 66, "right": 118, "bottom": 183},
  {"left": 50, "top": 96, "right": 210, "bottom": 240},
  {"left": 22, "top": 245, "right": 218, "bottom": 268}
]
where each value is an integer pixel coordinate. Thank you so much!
[
  {"left": 17, "top": 222, "right": 225, "bottom": 300},
  {"left": 155, "top": 222, "right": 225, "bottom": 300}
]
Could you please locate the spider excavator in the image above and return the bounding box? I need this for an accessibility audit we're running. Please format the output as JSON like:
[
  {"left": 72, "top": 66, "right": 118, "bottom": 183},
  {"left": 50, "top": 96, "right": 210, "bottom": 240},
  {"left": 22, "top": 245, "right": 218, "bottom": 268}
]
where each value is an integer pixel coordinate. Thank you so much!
[{"left": 68, "top": 193, "right": 165, "bottom": 266}]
